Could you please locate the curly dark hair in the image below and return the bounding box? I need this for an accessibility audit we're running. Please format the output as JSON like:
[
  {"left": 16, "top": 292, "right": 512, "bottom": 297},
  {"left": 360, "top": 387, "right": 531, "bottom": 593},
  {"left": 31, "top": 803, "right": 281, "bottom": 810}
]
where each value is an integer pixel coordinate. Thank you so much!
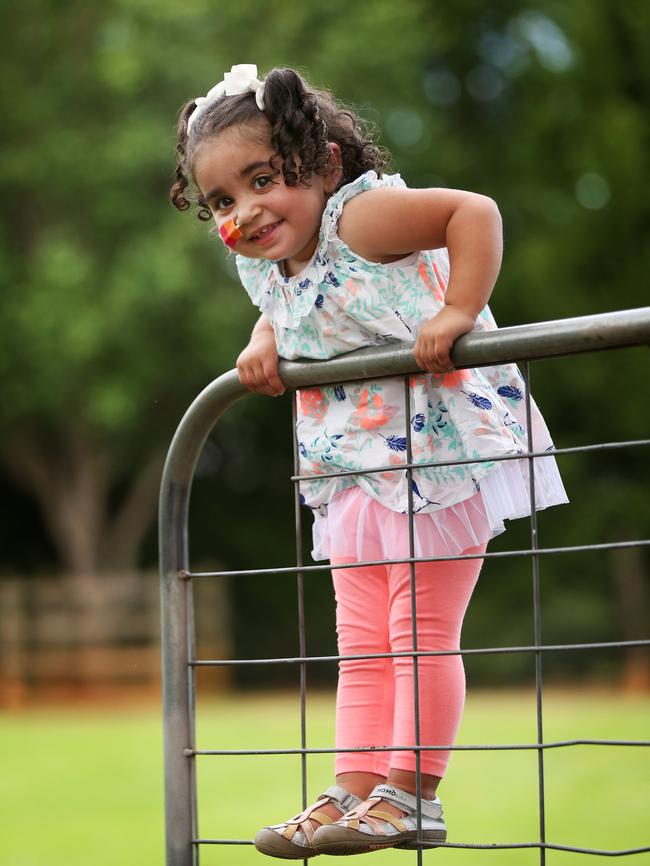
[{"left": 170, "top": 67, "right": 391, "bottom": 221}]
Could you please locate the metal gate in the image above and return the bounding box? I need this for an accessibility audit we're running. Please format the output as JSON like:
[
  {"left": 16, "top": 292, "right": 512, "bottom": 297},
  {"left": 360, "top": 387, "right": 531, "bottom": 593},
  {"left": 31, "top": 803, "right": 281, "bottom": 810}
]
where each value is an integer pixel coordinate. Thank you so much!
[{"left": 159, "top": 307, "right": 650, "bottom": 865}]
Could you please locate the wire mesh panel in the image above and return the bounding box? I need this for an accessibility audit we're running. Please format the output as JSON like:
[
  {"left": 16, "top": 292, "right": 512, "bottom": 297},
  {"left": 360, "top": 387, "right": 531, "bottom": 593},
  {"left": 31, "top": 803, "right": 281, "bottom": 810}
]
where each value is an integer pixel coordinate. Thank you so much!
[{"left": 159, "top": 308, "right": 650, "bottom": 866}]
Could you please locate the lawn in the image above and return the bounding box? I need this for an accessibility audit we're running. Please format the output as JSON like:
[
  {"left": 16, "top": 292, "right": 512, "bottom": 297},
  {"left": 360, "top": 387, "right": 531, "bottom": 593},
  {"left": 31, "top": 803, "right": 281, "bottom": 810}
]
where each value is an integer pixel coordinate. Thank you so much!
[{"left": 1, "top": 689, "right": 648, "bottom": 866}]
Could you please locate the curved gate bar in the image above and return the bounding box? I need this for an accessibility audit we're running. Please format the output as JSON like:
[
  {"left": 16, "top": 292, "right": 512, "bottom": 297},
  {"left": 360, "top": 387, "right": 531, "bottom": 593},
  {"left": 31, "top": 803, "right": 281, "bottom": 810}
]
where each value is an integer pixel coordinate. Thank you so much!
[
  {"left": 159, "top": 306, "right": 650, "bottom": 866},
  {"left": 159, "top": 368, "right": 245, "bottom": 866}
]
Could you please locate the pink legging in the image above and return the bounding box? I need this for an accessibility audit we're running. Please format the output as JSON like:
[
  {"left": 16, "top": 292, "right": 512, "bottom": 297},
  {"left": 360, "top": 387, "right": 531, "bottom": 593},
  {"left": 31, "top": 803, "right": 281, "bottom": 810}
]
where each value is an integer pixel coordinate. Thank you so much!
[{"left": 331, "top": 544, "right": 486, "bottom": 778}]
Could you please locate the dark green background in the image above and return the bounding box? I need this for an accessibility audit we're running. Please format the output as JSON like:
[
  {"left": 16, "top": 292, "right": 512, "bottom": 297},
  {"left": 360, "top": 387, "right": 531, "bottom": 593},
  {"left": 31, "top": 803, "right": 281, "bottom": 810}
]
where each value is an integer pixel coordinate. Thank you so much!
[{"left": 1, "top": 0, "right": 648, "bottom": 684}]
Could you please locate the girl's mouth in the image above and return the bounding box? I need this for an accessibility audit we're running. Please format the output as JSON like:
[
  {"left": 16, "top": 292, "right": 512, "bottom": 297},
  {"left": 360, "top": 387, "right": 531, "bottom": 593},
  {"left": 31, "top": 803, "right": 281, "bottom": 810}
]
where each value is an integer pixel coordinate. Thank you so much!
[{"left": 249, "top": 220, "right": 282, "bottom": 245}]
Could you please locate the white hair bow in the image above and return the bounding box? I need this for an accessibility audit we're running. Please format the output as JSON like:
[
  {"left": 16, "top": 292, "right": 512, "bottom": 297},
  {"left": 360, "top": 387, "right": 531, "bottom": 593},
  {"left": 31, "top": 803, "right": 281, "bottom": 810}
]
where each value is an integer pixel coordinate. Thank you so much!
[{"left": 186, "top": 64, "right": 265, "bottom": 133}]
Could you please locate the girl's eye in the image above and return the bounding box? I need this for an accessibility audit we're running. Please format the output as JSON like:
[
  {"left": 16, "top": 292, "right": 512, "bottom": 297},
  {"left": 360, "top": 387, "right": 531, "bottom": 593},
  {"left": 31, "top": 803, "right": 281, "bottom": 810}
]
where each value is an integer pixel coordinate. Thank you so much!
[
  {"left": 216, "top": 196, "right": 233, "bottom": 210},
  {"left": 253, "top": 174, "right": 276, "bottom": 191}
]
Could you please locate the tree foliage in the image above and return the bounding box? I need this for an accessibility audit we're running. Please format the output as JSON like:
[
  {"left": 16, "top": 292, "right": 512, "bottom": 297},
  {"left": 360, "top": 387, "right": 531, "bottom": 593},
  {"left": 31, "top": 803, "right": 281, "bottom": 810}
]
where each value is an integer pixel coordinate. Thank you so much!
[{"left": 0, "top": 0, "right": 648, "bottom": 680}]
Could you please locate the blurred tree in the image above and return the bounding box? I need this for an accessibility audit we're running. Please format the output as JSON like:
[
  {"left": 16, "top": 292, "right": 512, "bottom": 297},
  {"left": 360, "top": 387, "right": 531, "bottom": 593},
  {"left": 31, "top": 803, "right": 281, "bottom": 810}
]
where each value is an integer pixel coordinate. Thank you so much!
[
  {"left": 0, "top": 0, "right": 256, "bottom": 572},
  {"left": 0, "top": 0, "right": 647, "bottom": 682}
]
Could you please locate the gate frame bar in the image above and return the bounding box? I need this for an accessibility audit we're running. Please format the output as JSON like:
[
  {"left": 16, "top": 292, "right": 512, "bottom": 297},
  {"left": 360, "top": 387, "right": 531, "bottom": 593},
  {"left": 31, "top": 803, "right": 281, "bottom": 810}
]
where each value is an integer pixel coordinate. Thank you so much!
[{"left": 159, "top": 306, "right": 650, "bottom": 866}]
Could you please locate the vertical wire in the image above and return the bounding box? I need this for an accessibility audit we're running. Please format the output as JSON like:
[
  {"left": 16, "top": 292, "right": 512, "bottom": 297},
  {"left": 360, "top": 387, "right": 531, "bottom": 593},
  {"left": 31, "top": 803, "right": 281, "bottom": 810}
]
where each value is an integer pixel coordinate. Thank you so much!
[
  {"left": 522, "top": 360, "right": 546, "bottom": 866},
  {"left": 404, "top": 375, "right": 424, "bottom": 866},
  {"left": 292, "top": 393, "right": 309, "bottom": 866},
  {"left": 187, "top": 578, "right": 200, "bottom": 865}
]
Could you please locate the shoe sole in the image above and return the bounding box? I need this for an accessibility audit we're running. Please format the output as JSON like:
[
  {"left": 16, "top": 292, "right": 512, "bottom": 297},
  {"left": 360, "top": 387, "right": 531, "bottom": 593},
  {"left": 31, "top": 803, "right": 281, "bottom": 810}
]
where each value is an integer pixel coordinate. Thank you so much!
[
  {"left": 254, "top": 828, "right": 318, "bottom": 859},
  {"left": 397, "top": 829, "right": 448, "bottom": 849},
  {"left": 314, "top": 827, "right": 447, "bottom": 855}
]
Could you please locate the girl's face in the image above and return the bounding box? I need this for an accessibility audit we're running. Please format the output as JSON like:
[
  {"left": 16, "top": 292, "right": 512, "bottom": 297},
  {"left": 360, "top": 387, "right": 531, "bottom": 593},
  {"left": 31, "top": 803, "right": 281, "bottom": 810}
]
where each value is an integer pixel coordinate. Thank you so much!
[{"left": 193, "top": 121, "right": 340, "bottom": 276}]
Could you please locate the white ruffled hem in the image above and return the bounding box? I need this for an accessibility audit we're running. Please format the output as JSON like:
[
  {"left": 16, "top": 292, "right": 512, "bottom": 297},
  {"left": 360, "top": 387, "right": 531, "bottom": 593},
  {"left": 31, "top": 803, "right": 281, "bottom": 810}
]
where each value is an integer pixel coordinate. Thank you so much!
[{"left": 310, "top": 453, "right": 569, "bottom": 562}]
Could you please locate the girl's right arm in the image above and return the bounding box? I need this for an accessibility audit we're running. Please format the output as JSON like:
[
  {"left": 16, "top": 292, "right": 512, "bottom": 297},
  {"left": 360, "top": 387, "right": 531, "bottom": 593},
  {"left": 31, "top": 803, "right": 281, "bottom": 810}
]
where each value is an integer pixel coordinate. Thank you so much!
[{"left": 236, "top": 314, "right": 285, "bottom": 397}]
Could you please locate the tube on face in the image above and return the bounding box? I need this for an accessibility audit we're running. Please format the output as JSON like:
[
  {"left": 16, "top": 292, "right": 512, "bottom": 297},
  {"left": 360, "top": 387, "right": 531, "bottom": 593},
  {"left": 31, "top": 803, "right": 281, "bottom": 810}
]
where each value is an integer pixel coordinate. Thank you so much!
[{"left": 219, "top": 219, "right": 243, "bottom": 249}]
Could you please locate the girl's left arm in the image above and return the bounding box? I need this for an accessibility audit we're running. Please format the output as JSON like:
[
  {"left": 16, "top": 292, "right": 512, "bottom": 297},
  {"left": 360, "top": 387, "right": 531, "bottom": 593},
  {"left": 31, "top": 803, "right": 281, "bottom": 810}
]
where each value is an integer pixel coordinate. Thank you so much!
[{"left": 338, "top": 188, "right": 503, "bottom": 373}]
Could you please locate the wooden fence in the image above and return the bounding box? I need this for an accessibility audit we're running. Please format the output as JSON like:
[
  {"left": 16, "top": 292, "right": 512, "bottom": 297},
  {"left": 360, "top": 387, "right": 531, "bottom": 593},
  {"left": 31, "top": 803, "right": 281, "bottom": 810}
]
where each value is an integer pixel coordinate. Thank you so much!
[{"left": 0, "top": 570, "right": 230, "bottom": 707}]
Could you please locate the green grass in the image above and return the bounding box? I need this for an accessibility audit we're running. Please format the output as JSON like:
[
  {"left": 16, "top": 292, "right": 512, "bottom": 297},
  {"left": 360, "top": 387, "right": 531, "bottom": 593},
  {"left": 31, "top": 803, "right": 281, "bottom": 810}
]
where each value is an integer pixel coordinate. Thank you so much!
[{"left": 1, "top": 689, "right": 648, "bottom": 866}]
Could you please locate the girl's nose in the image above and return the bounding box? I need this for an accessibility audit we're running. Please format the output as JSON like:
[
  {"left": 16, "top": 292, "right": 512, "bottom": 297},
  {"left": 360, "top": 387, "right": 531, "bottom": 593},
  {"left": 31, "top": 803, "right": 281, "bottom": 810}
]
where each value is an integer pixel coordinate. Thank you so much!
[{"left": 236, "top": 203, "right": 262, "bottom": 228}]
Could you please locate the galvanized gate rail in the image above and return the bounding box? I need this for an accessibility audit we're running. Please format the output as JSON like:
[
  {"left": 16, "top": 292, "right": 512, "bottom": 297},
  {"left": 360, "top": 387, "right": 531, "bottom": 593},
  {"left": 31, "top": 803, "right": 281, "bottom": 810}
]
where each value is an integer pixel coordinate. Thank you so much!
[{"left": 160, "top": 308, "right": 650, "bottom": 866}]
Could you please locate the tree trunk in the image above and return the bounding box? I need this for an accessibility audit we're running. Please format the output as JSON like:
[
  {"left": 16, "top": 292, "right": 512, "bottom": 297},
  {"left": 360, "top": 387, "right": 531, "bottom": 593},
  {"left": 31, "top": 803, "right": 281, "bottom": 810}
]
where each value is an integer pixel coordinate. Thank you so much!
[
  {"left": 611, "top": 545, "right": 650, "bottom": 693},
  {"left": 0, "top": 424, "right": 163, "bottom": 576},
  {"left": 100, "top": 447, "right": 167, "bottom": 572}
]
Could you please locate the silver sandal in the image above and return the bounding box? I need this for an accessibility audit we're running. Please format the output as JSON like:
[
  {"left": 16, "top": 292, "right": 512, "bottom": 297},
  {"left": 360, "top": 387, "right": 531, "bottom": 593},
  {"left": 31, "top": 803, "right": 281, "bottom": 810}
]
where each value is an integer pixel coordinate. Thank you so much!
[
  {"left": 312, "top": 783, "right": 447, "bottom": 855},
  {"left": 254, "top": 785, "right": 362, "bottom": 859}
]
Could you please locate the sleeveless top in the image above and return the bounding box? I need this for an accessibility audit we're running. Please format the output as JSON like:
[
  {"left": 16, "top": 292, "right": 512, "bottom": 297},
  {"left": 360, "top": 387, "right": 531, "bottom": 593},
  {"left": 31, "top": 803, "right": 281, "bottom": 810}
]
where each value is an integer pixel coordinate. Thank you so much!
[{"left": 236, "top": 171, "right": 568, "bottom": 558}]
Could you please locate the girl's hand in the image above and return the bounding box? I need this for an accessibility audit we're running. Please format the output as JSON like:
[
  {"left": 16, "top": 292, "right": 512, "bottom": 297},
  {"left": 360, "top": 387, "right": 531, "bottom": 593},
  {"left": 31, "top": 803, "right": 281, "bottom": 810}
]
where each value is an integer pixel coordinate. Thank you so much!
[
  {"left": 414, "top": 305, "right": 476, "bottom": 373},
  {"left": 236, "top": 327, "right": 285, "bottom": 397}
]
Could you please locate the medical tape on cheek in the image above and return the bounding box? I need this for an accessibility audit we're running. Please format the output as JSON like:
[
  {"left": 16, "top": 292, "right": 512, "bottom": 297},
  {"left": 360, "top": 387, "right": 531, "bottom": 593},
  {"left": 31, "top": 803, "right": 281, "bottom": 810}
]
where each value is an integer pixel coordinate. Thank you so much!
[{"left": 219, "top": 219, "right": 243, "bottom": 249}]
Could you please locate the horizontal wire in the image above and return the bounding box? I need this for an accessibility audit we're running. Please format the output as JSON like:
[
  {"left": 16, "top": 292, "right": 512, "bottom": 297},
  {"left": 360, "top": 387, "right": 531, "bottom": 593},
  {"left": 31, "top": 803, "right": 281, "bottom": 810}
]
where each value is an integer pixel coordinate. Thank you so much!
[
  {"left": 290, "top": 437, "right": 650, "bottom": 483},
  {"left": 191, "top": 638, "right": 650, "bottom": 667},
  {"left": 444, "top": 842, "right": 650, "bottom": 856},
  {"left": 194, "top": 838, "right": 650, "bottom": 855},
  {"left": 187, "top": 739, "right": 649, "bottom": 757},
  {"left": 187, "top": 537, "right": 650, "bottom": 579}
]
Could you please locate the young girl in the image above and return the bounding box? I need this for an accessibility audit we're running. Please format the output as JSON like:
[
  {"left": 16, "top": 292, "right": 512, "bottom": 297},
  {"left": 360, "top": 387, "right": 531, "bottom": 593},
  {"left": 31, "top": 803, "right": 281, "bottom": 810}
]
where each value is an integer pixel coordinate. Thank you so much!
[{"left": 171, "top": 64, "right": 568, "bottom": 858}]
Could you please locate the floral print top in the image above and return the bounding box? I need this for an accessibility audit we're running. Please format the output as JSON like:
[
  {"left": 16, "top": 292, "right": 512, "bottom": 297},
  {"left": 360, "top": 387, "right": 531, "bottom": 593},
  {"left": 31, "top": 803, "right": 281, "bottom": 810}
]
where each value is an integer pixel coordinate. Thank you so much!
[{"left": 236, "top": 171, "right": 555, "bottom": 515}]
